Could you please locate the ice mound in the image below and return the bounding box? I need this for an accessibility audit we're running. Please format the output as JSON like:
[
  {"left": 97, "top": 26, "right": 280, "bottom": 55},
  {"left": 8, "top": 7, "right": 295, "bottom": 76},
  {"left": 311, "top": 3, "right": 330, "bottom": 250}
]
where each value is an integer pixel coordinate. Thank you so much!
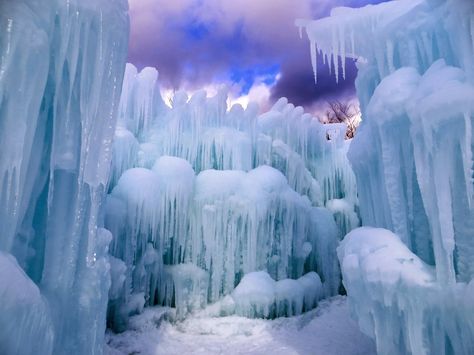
[
  {"left": 232, "top": 271, "right": 322, "bottom": 318},
  {"left": 199, "top": 271, "right": 323, "bottom": 319}
]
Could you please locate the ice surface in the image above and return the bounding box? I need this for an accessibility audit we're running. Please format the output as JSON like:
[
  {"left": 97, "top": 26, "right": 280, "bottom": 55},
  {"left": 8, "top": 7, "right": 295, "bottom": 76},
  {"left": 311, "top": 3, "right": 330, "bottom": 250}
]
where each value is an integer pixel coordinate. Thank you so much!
[
  {"left": 300, "top": 0, "right": 474, "bottom": 353},
  {"left": 0, "top": 0, "right": 129, "bottom": 353},
  {"left": 0, "top": 252, "right": 54, "bottom": 355}
]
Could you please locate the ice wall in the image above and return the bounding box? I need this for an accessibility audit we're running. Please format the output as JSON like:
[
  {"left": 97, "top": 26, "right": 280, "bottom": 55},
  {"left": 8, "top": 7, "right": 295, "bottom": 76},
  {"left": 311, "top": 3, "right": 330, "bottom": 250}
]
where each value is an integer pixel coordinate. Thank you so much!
[
  {"left": 105, "top": 66, "right": 358, "bottom": 327},
  {"left": 299, "top": 0, "right": 474, "bottom": 353},
  {"left": 0, "top": 0, "right": 128, "bottom": 353}
]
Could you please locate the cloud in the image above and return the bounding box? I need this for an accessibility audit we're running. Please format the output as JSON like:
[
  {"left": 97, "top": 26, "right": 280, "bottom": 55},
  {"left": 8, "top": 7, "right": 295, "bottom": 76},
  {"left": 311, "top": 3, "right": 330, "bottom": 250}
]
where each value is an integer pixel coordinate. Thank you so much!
[
  {"left": 127, "top": 0, "right": 391, "bottom": 112},
  {"left": 231, "top": 82, "right": 273, "bottom": 112}
]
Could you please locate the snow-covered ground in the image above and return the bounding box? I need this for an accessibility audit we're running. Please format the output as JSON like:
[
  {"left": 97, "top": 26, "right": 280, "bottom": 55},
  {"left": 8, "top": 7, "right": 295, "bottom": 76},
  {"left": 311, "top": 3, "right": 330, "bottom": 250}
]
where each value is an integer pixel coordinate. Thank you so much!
[{"left": 105, "top": 296, "right": 375, "bottom": 355}]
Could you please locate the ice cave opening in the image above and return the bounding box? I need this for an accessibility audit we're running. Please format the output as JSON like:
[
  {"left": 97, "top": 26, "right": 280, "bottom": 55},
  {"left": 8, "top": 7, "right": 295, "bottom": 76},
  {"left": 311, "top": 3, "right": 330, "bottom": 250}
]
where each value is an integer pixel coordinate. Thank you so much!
[{"left": 0, "top": 0, "right": 473, "bottom": 354}]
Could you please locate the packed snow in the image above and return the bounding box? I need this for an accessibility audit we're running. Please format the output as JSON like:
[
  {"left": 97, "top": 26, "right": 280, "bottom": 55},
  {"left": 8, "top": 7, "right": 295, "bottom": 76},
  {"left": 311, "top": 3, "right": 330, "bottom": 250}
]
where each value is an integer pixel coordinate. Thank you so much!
[{"left": 105, "top": 296, "right": 375, "bottom": 355}]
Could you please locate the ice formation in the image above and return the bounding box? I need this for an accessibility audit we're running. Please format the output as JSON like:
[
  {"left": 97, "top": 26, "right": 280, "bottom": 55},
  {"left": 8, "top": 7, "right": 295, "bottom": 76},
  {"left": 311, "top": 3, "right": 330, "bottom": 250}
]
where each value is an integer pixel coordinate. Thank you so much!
[
  {"left": 299, "top": 0, "right": 474, "bottom": 354},
  {"left": 0, "top": 0, "right": 129, "bottom": 353},
  {"left": 0, "top": 0, "right": 367, "bottom": 352},
  {"left": 104, "top": 63, "right": 359, "bottom": 328},
  {"left": 231, "top": 271, "right": 323, "bottom": 318}
]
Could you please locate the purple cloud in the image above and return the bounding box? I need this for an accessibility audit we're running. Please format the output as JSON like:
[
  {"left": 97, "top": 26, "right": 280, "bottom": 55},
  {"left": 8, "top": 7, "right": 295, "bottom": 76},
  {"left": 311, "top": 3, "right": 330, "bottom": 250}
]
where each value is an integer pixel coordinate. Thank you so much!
[{"left": 127, "top": 0, "right": 391, "bottom": 111}]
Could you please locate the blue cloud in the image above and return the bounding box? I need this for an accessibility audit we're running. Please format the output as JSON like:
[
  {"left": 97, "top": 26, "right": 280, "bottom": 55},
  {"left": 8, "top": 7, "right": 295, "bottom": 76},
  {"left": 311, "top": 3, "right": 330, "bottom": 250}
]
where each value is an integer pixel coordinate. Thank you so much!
[
  {"left": 183, "top": 21, "right": 210, "bottom": 41},
  {"left": 128, "top": 0, "right": 393, "bottom": 110},
  {"left": 229, "top": 64, "right": 280, "bottom": 95}
]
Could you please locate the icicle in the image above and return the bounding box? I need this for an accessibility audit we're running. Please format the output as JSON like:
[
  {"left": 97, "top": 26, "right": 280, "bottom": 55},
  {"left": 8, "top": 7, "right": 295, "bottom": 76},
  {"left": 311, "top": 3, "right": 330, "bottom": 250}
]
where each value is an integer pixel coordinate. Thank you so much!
[
  {"left": 421, "top": 31, "right": 433, "bottom": 67},
  {"left": 310, "top": 40, "right": 318, "bottom": 84},
  {"left": 339, "top": 23, "right": 346, "bottom": 81},
  {"left": 386, "top": 39, "right": 395, "bottom": 73},
  {"left": 332, "top": 28, "right": 339, "bottom": 83},
  {"left": 463, "top": 112, "right": 473, "bottom": 207},
  {"left": 471, "top": 14, "right": 474, "bottom": 58},
  {"left": 351, "top": 28, "right": 355, "bottom": 58},
  {"left": 328, "top": 53, "right": 332, "bottom": 76}
]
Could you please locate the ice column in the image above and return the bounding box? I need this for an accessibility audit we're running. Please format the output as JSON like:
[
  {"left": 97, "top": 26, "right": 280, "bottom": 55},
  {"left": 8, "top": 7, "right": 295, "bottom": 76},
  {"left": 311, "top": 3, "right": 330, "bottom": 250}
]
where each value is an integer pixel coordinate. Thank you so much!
[{"left": 0, "top": 0, "right": 129, "bottom": 353}]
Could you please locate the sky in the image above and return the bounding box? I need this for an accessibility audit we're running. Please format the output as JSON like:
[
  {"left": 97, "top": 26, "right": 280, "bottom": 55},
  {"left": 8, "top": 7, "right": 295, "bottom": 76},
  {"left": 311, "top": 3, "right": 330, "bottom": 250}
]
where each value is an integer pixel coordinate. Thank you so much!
[{"left": 127, "top": 0, "right": 390, "bottom": 113}]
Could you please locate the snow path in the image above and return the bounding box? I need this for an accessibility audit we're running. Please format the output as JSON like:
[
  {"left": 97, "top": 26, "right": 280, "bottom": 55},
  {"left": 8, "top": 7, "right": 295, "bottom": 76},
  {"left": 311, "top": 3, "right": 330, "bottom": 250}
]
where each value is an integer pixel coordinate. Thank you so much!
[{"left": 105, "top": 296, "right": 375, "bottom": 355}]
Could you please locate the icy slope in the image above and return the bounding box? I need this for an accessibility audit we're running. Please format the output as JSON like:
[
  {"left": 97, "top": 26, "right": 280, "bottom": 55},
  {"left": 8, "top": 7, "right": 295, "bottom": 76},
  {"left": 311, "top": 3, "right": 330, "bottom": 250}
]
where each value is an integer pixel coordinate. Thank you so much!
[
  {"left": 0, "top": 0, "right": 128, "bottom": 353},
  {"left": 299, "top": 0, "right": 474, "bottom": 354},
  {"left": 105, "top": 66, "right": 359, "bottom": 328}
]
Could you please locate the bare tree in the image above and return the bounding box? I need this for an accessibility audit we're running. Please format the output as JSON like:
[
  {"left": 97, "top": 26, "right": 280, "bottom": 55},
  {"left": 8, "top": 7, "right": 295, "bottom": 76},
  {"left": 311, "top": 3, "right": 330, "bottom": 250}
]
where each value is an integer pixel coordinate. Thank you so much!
[{"left": 322, "top": 100, "right": 360, "bottom": 139}]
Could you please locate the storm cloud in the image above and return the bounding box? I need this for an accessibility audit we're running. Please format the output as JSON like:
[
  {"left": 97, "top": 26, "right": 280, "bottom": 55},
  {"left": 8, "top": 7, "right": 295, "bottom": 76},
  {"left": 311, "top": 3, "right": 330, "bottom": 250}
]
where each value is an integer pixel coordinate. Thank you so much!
[{"left": 127, "top": 0, "right": 390, "bottom": 111}]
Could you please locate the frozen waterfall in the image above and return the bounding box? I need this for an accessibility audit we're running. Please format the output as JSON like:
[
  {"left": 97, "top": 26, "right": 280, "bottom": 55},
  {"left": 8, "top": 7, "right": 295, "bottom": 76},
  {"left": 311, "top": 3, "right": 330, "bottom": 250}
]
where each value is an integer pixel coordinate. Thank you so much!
[{"left": 105, "top": 65, "right": 359, "bottom": 329}]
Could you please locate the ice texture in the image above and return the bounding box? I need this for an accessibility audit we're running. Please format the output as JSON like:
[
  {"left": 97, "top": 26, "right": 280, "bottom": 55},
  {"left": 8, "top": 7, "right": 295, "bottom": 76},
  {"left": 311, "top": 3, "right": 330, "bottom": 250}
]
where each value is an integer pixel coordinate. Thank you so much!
[
  {"left": 106, "top": 163, "right": 339, "bottom": 325},
  {"left": 105, "top": 66, "right": 359, "bottom": 327},
  {"left": 0, "top": 252, "right": 54, "bottom": 355},
  {"left": 339, "top": 228, "right": 474, "bottom": 355},
  {"left": 299, "top": 0, "right": 474, "bottom": 353},
  {"left": 0, "top": 0, "right": 129, "bottom": 353},
  {"left": 231, "top": 271, "right": 322, "bottom": 318}
]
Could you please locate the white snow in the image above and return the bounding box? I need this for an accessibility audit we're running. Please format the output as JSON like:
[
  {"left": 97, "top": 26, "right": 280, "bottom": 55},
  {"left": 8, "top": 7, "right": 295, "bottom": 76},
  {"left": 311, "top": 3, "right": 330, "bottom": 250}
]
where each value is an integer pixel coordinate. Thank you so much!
[{"left": 105, "top": 296, "right": 375, "bottom": 355}]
